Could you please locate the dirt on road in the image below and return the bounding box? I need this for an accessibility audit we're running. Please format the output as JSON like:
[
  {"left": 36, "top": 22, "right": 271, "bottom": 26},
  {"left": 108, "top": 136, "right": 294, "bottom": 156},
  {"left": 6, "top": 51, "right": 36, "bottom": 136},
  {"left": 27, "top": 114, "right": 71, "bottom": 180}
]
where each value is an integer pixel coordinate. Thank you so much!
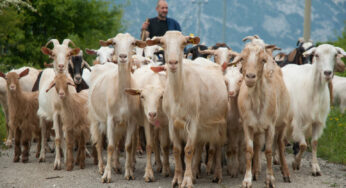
[{"left": 0, "top": 143, "right": 345, "bottom": 188}]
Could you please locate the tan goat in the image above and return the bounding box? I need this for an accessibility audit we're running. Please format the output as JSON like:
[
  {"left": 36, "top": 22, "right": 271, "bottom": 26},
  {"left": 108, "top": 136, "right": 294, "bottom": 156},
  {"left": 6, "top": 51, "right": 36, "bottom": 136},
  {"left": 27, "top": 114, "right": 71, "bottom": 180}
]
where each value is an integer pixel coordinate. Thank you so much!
[
  {"left": 0, "top": 69, "right": 41, "bottom": 163},
  {"left": 232, "top": 40, "right": 292, "bottom": 188},
  {"left": 126, "top": 66, "right": 170, "bottom": 182},
  {"left": 88, "top": 33, "right": 146, "bottom": 183},
  {"left": 46, "top": 74, "right": 90, "bottom": 171},
  {"left": 148, "top": 31, "right": 228, "bottom": 187}
]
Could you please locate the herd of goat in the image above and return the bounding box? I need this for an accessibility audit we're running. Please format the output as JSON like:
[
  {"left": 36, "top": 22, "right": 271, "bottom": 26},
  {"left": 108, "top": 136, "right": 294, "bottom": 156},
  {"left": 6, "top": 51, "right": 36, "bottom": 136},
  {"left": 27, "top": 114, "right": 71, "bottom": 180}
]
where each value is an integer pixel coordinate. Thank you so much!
[{"left": 0, "top": 31, "right": 345, "bottom": 188}]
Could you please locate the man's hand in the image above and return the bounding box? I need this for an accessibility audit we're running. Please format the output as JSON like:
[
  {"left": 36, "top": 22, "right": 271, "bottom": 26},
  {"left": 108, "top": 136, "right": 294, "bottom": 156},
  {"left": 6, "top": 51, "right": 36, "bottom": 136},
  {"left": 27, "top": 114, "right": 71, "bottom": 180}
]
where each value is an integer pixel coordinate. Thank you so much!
[{"left": 141, "top": 19, "right": 149, "bottom": 30}]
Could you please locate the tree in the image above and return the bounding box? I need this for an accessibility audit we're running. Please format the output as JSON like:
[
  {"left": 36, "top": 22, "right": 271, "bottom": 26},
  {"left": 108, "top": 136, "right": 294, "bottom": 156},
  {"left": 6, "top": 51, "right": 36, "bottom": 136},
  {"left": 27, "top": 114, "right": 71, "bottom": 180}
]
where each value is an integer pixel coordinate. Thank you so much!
[{"left": 0, "top": 0, "right": 124, "bottom": 71}]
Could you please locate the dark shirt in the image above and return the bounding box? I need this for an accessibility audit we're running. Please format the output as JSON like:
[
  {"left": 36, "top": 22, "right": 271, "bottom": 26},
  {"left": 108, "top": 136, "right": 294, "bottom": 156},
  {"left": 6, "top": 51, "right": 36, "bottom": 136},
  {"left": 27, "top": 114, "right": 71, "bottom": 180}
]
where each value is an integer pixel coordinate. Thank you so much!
[
  {"left": 147, "top": 17, "right": 181, "bottom": 39},
  {"left": 148, "top": 17, "right": 168, "bottom": 38}
]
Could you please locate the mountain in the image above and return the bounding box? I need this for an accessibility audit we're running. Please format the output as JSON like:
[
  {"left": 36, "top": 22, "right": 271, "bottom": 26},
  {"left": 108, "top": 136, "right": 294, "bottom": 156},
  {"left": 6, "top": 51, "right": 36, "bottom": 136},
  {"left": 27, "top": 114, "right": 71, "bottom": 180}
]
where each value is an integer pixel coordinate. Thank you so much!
[{"left": 113, "top": 0, "right": 346, "bottom": 53}]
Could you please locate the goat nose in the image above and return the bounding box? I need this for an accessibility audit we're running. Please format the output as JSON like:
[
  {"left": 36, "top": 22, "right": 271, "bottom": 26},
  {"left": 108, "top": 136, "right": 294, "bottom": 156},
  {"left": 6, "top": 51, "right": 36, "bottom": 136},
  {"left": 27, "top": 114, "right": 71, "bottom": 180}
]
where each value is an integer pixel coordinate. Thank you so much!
[
  {"left": 58, "top": 64, "right": 64, "bottom": 69},
  {"left": 119, "top": 54, "right": 127, "bottom": 59},
  {"left": 149, "top": 112, "right": 157, "bottom": 118},
  {"left": 169, "top": 60, "right": 178, "bottom": 65},
  {"left": 246, "top": 73, "right": 256, "bottom": 79},
  {"left": 324, "top": 71, "right": 332, "bottom": 76},
  {"left": 229, "top": 91, "right": 234, "bottom": 96},
  {"left": 75, "top": 76, "right": 81, "bottom": 81}
]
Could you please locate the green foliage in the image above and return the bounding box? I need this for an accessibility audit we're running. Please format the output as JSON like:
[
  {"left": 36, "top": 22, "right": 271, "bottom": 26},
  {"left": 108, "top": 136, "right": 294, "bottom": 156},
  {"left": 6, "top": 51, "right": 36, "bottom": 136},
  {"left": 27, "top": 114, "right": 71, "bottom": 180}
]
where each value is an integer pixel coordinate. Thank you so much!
[
  {"left": 0, "top": 0, "right": 124, "bottom": 72},
  {"left": 318, "top": 107, "right": 346, "bottom": 164},
  {"left": 0, "top": 109, "right": 6, "bottom": 145}
]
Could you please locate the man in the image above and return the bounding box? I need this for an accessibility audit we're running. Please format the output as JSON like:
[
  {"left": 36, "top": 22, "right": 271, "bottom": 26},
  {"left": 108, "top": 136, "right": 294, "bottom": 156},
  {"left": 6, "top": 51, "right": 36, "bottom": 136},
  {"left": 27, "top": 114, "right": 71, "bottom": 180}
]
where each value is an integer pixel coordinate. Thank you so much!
[{"left": 141, "top": 0, "right": 181, "bottom": 39}]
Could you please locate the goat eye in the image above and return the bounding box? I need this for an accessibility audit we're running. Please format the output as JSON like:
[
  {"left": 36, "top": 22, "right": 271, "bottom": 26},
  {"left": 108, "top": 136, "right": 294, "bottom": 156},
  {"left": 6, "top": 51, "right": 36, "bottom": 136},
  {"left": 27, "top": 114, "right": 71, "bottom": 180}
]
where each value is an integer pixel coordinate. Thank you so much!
[
  {"left": 315, "top": 54, "right": 319, "bottom": 58},
  {"left": 140, "top": 95, "right": 144, "bottom": 99},
  {"left": 132, "top": 42, "right": 135, "bottom": 46}
]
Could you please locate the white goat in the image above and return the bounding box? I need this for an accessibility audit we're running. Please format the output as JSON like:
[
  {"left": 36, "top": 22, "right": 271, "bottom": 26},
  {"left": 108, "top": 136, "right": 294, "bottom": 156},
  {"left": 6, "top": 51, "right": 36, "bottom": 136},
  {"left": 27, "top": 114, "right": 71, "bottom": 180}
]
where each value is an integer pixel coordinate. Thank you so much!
[
  {"left": 37, "top": 39, "right": 80, "bottom": 166},
  {"left": 332, "top": 75, "right": 346, "bottom": 113},
  {"left": 282, "top": 44, "right": 346, "bottom": 176},
  {"left": 83, "top": 46, "right": 114, "bottom": 86},
  {"left": 223, "top": 64, "right": 246, "bottom": 177}
]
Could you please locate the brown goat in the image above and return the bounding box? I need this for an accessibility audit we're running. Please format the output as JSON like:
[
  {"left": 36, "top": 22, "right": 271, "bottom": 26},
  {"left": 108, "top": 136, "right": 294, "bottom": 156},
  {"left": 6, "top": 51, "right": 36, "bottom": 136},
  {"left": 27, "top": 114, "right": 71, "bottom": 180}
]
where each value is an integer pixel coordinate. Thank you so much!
[
  {"left": 46, "top": 74, "right": 90, "bottom": 171},
  {"left": 0, "top": 69, "right": 41, "bottom": 163},
  {"left": 233, "top": 42, "right": 292, "bottom": 188}
]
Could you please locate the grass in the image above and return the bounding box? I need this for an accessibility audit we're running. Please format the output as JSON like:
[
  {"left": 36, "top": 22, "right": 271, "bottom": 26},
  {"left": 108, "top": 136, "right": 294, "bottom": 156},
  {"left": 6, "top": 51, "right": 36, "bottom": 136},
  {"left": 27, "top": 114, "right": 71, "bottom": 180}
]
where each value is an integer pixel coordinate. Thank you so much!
[
  {"left": 0, "top": 109, "right": 6, "bottom": 146},
  {"left": 317, "top": 106, "right": 346, "bottom": 164}
]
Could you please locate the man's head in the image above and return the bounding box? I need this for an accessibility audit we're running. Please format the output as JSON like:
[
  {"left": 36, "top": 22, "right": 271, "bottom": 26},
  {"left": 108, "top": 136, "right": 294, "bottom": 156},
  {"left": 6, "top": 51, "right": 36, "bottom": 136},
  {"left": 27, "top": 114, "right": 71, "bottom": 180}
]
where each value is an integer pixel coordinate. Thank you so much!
[{"left": 156, "top": 0, "right": 168, "bottom": 19}]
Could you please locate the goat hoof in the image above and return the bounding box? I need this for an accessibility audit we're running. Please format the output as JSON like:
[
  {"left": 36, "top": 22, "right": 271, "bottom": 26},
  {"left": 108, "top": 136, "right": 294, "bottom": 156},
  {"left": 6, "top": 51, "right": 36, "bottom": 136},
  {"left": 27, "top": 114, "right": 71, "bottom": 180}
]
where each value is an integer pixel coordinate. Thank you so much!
[
  {"left": 252, "top": 173, "right": 259, "bottom": 181},
  {"left": 242, "top": 180, "right": 252, "bottom": 188},
  {"left": 80, "top": 162, "right": 85, "bottom": 169},
  {"left": 265, "top": 176, "right": 276, "bottom": 188},
  {"left": 22, "top": 157, "right": 28, "bottom": 163},
  {"left": 39, "top": 157, "right": 46, "bottom": 163},
  {"left": 13, "top": 156, "right": 20, "bottom": 163},
  {"left": 54, "top": 161, "right": 61, "bottom": 170},
  {"left": 162, "top": 167, "right": 170, "bottom": 177},
  {"left": 283, "top": 176, "right": 291, "bottom": 183},
  {"left": 312, "top": 171, "right": 322, "bottom": 176},
  {"left": 101, "top": 168, "right": 112, "bottom": 183},
  {"left": 125, "top": 175, "right": 135, "bottom": 180},
  {"left": 181, "top": 176, "right": 193, "bottom": 188},
  {"left": 228, "top": 168, "right": 239, "bottom": 178},
  {"left": 156, "top": 165, "right": 162, "bottom": 173},
  {"left": 66, "top": 165, "right": 73, "bottom": 171},
  {"left": 212, "top": 177, "right": 222, "bottom": 184},
  {"left": 114, "top": 167, "right": 122, "bottom": 174},
  {"left": 292, "top": 161, "right": 300, "bottom": 170},
  {"left": 171, "top": 175, "right": 182, "bottom": 188}
]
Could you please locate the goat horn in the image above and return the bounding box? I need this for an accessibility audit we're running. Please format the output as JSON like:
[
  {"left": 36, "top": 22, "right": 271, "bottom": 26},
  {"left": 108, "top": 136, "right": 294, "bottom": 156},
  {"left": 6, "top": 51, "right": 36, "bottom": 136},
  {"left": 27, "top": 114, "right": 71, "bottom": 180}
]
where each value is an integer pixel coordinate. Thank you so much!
[
  {"left": 82, "top": 60, "right": 92, "bottom": 72},
  {"left": 62, "top": 39, "right": 77, "bottom": 48},
  {"left": 198, "top": 46, "right": 214, "bottom": 55},
  {"left": 68, "top": 59, "right": 74, "bottom": 70},
  {"left": 242, "top": 35, "right": 260, "bottom": 42},
  {"left": 45, "top": 39, "right": 60, "bottom": 48}
]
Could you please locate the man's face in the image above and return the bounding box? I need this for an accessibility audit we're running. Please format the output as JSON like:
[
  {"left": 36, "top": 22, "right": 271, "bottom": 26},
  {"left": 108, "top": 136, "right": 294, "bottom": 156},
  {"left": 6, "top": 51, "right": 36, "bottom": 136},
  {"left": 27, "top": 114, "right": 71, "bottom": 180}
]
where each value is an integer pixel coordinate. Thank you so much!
[{"left": 156, "top": 1, "right": 168, "bottom": 18}]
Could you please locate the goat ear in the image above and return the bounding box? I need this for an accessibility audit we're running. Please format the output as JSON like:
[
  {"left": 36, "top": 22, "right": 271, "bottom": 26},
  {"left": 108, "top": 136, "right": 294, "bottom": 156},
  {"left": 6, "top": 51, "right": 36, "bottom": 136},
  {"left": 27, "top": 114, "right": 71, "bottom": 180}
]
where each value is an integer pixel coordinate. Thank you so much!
[
  {"left": 231, "top": 54, "right": 242, "bottom": 64},
  {"left": 125, "top": 88, "right": 141, "bottom": 95},
  {"left": 198, "top": 47, "right": 214, "bottom": 55},
  {"left": 100, "top": 39, "right": 113, "bottom": 46},
  {"left": 41, "top": 47, "right": 53, "bottom": 56},
  {"left": 303, "top": 47, "right": 316, "bottom": 57},
  {"left": 335, "top": 47, "right": 346, "bottom": 57},
  {"left": 222, "top": 62, "right": 228, "bottom": 72},
  {"left": 146, "top": 37, "right": 162, "bottom": 46},
  {"left": 151, "top": 66, "right": 166, "bottom": 73},
  {"left": 135, "top": 40, "right": 146, "bottom": 48},
  {"left": 85, "top": 48, "right": 97, "bottom": 55},
  {"left": 265, "top": 45, "right": 281, "bottom": 56},
  {"left": 19, "top": 68, "right": 30, "bottom": 78},
  {"left": 0, "top": 72, "right": 6, "bottom": 79},
  {"left": 46, "top": 81, "right": 56, "bottom": 92},
  {"left": 186, "top": 36, "right": 200, "bottom": 45},
  {"left": 228, "top": 50, "right": 239, "bottom": 58},
  {"left": 68, "top": 48, "right": 80, "bottom": 56}
]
